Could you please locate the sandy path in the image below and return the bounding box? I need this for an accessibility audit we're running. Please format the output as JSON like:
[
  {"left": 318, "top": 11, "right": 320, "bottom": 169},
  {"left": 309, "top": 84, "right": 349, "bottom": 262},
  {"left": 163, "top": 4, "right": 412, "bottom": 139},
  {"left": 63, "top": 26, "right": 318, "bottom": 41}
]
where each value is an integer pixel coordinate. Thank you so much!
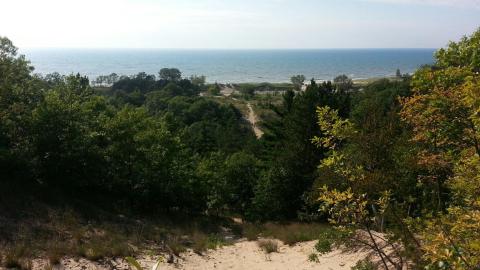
[
  {"left": 220, "top": 85, "right": 236, "bottom": 97},
  {"left": 160, "top": 240, "right": 369, "bottom": 270},
  {"left": 246, "top": 103, "right": 264, "bottom": 139}
]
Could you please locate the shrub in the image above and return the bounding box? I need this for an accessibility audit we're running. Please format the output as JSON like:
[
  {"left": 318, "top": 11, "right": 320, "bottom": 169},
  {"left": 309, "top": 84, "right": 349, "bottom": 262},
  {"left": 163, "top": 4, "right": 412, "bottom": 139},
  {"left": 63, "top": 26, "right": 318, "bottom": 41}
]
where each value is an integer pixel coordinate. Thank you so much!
[
  {"left": 315, "top": 227, "right": 352, "bottom": 254},
  {"left": 308, "top": 253, "right": 319, "bottom": 263},
  {"left": 3, "top": 245, "right": 31, "bottom": 270},
  {"left": 191, "top": 233, "right": 228, "bottom": 253},
  {"left": 315, "top": 238, "right": 332, "bottom": 254},
  {"left": 257, "top": 239, "right": 278, "bottom": 254},
  {"left": 165, "top": 236, "right": 187, "bottom": 256}
]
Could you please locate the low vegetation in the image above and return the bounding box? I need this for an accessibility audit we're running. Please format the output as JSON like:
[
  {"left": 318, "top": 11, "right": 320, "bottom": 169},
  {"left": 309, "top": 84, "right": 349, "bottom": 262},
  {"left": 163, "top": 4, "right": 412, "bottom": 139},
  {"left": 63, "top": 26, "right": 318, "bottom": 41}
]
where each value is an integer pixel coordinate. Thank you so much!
[{"left": 308, "top": 253, "right": 319, "bottom": 263}]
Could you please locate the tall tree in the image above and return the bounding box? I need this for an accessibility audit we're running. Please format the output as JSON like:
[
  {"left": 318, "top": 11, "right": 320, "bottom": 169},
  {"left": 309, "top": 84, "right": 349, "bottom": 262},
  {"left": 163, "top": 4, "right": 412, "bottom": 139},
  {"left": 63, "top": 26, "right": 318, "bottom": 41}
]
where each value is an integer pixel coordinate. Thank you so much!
[
  {"left": 159, "top": 68, "right": 182, "bottom": 81},
  {"left": 290, "top": 74, "right": 306, "bottom": 90}
]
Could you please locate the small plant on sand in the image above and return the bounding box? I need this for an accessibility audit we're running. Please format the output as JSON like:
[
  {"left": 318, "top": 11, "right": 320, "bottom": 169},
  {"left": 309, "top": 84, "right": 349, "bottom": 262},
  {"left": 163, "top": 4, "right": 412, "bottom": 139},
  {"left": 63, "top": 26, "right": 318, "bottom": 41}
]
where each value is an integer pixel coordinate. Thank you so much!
[
  {"left": 351, "top": 259, "right": 376, "bottom": 270},
  {"left": 257, "top": 239, "right": 278, "bottom": 254},
  {"left": 315, "top": 238, "right": 332, "bottom": 254},
  {"left": 191, "top": 233, "right": 229, "bottom": 253},
  {"left": 308, "top": 253, "right": 319, "bottom": 263},
  {"left": 165, "top": 235, "right": 187, "bottom": 256}
]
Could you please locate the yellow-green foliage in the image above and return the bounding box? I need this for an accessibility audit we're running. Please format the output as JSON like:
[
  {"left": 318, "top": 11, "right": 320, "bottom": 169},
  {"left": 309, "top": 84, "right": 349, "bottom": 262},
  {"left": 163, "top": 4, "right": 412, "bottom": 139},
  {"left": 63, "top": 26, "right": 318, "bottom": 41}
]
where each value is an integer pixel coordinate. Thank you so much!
[
  {"left": 417, "top": 153, "right": 480, "bottom": 269},
  {"left": 400, "top": 29, "right": 480, "bottom": 269},
  {"left": 313, "top": 28, "right": 480, "bottom": 270}
]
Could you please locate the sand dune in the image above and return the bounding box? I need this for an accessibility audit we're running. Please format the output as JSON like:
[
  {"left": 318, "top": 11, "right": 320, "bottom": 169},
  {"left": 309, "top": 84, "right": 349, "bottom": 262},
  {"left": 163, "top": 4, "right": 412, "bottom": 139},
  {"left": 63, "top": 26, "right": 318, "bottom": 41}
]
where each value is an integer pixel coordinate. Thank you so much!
[
  {"left": 146, "top": 240, "right": 369, "bottom": 270},
  {"left": 24, "top": 239, "right": 371, "bottom": 270}
]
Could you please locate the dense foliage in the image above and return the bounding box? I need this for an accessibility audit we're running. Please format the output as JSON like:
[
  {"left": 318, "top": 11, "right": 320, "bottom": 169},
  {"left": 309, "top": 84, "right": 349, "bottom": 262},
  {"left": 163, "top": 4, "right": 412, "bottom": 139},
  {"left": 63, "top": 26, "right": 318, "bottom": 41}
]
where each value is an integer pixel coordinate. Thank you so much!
[
  {"left": 313, "top": 28, "right": 480, "bottom": 269},
  {"left": 0, "top": 37, "right": 256, "bottom": 214},
  {"left": 0, "top": 36, "right": 350, "bottom": 220}
]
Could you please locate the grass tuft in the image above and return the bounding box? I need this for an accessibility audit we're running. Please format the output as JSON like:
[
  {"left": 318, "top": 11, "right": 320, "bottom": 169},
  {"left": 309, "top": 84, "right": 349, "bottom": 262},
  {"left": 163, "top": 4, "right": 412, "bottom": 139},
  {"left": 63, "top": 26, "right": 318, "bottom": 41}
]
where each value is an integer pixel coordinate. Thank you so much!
[{"left": 3, "top": 244, "right": 31, "bottom": 270}]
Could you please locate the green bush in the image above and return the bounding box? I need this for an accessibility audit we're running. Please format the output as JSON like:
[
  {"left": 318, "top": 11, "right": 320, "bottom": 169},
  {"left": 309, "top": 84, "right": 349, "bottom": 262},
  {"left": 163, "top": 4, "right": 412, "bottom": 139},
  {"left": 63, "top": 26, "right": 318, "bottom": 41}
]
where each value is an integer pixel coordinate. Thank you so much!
[{"left": 315, "top": 238, "right": 332, "bottom": 254}]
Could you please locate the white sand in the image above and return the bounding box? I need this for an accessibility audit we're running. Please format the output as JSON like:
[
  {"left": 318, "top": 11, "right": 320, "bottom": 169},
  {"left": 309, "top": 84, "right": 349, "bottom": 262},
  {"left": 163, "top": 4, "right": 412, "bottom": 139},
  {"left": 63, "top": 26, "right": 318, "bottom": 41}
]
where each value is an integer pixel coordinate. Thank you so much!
[
  {"left": 157, "top": 240, "right": 369, "bottom": 270},
  {"left": 246, "top": 103, "right": 264, "bottom": 139}
]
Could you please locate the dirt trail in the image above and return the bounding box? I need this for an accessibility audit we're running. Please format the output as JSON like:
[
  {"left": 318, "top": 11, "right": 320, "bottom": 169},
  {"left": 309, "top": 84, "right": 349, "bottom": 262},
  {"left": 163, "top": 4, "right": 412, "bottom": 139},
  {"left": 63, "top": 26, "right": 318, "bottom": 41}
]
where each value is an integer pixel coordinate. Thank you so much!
[{"left": 246, "top": 103, "right": 264, "bottom": 139}]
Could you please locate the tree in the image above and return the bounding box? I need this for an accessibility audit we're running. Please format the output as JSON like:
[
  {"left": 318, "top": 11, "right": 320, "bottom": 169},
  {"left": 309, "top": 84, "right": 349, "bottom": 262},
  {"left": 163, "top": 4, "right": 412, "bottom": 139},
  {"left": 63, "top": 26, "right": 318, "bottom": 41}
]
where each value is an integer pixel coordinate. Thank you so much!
[
  {"left": 28, "top": 88, "right": 109, "bottom": 189},
  {"left": 0, "top": 36, "right": 40, "bottom": 187},
  {"left": 251, "top": 79, "right": 348, "bottom": 220},
  {"left": 159, "top": 68, "right": 182, "bottom": 81},
  {"left": 396, "top": 69, "right": 401, "bottom": 78},
  {"left": 313, "top": 106, "right": 413, "bottom": 269},
  {"left": 435, "top": 28, "right": 480, "bottom": 72},
  {"left": 401, "top": 29, "right": 480, "bottom": 267},
  {"left": 333, "top": 74, "right": 353, "bottom": 93},
  {"left": 290, "top": 74, "right": 306, "bottom": 90},
  {"left": 312, "top": 28, "right": 480, "bottom": 269},
  {"left": 190, "top": 75, "right": 206, "bottom": 86},
  {"left": 208, "top": 83, "right": 221, "bottom": 96}
]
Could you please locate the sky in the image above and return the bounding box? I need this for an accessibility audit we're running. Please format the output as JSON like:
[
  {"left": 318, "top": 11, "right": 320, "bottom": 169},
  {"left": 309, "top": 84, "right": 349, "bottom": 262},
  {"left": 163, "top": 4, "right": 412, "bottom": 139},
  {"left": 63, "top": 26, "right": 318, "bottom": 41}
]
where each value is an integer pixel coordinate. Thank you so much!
[{"left": 1, "top": 0, "right": 479, "bottom": 49}]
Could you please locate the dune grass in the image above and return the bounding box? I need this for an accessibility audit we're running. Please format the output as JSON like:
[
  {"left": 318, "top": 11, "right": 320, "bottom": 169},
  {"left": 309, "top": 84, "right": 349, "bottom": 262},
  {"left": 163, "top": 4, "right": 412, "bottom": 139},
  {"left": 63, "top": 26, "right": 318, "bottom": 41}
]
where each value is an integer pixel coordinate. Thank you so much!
[
  {"left": 1, "top": 201, "right": 334, "bottom": 267},
  {"left": 0, "top": 203, "right": 242, "bottom": 267}
]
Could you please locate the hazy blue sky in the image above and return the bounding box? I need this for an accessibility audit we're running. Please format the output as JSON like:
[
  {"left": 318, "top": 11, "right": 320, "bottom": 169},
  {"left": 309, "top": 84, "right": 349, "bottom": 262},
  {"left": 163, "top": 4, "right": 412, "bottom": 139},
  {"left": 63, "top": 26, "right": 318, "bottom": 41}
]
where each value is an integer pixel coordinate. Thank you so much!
[{"left": 1, "top": 0, "right": 479, "bottom": 49}]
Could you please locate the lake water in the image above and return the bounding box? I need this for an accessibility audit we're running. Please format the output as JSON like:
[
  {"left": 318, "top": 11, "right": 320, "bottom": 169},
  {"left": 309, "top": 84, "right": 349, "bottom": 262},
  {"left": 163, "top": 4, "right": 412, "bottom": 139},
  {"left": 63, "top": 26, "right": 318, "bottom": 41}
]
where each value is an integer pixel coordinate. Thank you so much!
[{"left": 22, "top": 48, "right": 435, "bottom": 83}]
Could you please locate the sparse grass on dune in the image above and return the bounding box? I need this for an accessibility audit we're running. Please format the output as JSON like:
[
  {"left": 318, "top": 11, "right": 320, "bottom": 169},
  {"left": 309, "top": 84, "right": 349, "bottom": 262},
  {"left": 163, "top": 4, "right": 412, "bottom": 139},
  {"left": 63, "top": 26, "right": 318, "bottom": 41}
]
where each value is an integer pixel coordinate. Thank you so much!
[
  {"left": 0, "top": 204, "right": 242, "bottom": 267},
  {"left": 0, "top": 200, "right": 334, "bottom": 267},
  {"left": 2, "top": 244, "right": 32, "bottom": 270}
]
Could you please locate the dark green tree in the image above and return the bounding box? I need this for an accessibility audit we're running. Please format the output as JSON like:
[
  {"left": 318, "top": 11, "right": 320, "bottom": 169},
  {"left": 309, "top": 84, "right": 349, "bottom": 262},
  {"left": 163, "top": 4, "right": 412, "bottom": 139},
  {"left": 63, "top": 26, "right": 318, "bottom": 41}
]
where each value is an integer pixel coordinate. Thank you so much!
[{"left": 159, "top": 68, "right": 182, "bottom": 81}]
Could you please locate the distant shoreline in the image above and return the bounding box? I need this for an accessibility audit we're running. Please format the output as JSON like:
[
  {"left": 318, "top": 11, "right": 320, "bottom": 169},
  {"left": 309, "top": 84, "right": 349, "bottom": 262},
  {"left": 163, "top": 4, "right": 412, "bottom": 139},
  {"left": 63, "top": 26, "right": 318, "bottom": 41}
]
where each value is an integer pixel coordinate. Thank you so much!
[{"left": 23, "top": 48, "right": 434, "bottom": 84}]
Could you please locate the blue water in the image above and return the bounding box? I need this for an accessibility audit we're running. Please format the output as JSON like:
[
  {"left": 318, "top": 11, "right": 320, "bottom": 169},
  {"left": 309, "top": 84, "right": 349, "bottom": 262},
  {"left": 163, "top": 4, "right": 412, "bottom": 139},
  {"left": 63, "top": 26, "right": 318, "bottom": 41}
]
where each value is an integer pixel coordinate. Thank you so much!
[{"left": 22, "top": 49, "right": 435, "bottom": 83}]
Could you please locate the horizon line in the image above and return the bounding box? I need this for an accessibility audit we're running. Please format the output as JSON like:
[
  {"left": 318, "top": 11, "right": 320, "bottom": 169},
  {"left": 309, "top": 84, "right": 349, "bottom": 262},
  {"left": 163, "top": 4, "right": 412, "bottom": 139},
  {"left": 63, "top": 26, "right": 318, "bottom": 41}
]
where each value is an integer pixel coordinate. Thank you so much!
[{"left": 21, "top": 47, "right": 438, "bottom": 51}]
